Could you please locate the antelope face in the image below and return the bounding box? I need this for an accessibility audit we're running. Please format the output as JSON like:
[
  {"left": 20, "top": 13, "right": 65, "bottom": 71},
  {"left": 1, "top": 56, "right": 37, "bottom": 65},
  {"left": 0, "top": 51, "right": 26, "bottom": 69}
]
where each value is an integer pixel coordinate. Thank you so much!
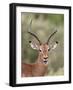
[
  {"left": 29, "top": 42, "right": 49, "bottom": 64},
  {"left": 29, "top": 41, "right": 58, "bottom": 64},
  {"left": 39, "top": 44, "right": 49, "bottom": 64}
]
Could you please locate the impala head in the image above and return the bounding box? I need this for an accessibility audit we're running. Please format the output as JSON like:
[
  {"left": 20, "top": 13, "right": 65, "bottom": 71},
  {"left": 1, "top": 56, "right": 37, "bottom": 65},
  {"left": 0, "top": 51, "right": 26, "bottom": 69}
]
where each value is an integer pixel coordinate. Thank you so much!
[{"left": 28, "top": 20, "right": 58, "bottom": 64}]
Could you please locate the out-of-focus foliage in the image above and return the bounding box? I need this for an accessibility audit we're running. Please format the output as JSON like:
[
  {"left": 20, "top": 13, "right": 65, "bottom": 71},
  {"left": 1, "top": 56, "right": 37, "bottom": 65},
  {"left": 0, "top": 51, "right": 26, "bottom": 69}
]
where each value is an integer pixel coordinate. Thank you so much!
[{"left": 21, "top": 13, "right": 64, "bottom": 76}]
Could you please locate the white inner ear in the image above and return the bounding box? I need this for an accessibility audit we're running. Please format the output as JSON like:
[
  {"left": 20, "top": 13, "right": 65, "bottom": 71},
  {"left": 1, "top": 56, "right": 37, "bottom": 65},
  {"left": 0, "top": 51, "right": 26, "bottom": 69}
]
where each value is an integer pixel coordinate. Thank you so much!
[
  {"left": 52, "top": 42, "right": 58, "bottom": 50},
  {"left": 30, "top": 42, "right": 39, "bottom": 50}
]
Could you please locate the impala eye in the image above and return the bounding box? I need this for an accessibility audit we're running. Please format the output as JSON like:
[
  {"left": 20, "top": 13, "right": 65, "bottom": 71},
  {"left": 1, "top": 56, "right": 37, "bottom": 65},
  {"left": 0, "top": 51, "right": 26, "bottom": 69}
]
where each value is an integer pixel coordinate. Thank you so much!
[
  {"left": 48, "top": 48, "right": 50, "bottom": 51},
  {"left": 39, "top": 50, "right": 41, "bottom": 52},
  {"left": 39, "top": 49, "right": 42, "bottom": 52}
]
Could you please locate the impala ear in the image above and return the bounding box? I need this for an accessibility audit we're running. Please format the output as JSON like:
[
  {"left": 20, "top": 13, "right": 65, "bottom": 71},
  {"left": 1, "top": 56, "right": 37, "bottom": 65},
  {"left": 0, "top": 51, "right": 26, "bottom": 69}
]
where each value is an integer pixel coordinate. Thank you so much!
[
  {"left": 29, "top": 41, "right": 39, "bottom": 50},
  {"left": 51, "top": 41, "right": 58, "bottom": 50}
]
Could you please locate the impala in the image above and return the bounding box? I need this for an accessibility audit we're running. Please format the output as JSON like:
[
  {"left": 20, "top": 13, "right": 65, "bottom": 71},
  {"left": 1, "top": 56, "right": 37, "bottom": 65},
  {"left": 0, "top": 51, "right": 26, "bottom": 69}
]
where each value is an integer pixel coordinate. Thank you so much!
[{"left": 21, "top": 21, "right": 58, "bottom": 77}]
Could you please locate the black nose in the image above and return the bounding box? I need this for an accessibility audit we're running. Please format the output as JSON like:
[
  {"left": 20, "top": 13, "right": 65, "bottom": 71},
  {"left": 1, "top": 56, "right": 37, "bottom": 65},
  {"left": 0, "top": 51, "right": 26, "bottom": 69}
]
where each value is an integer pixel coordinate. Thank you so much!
[{"left": 44, "top": 57, "right": 48, "bottom": 59}]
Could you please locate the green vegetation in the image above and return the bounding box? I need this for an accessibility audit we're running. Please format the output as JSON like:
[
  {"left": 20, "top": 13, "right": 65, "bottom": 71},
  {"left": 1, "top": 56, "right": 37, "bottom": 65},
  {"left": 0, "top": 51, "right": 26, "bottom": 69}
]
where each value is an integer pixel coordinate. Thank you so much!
[{"left": 21, "top": 13, "right": 64, "bottom": 76}]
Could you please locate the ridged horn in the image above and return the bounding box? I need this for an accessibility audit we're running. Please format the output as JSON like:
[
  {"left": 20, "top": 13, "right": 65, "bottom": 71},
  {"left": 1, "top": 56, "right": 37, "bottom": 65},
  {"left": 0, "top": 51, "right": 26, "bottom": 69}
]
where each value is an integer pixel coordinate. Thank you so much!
[
  {"left": 28, "top": 31, "right": 41, "bottom": 45},
  {"left": 47, "top": 30, "right": 57, "bottom": 44}
]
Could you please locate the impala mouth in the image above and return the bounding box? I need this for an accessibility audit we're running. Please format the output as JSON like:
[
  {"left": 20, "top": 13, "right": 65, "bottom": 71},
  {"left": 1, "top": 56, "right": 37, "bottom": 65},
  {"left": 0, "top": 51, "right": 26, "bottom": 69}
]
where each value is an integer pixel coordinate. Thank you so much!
[{"left": 43, "top": 59, "right": 48, "bottom": 64}]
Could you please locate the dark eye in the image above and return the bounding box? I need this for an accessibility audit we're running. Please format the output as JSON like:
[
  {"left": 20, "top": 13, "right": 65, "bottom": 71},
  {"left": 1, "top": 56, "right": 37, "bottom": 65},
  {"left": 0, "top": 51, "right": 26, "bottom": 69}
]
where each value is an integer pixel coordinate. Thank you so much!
[
  {"left": 39, "top": 49, "right": 42, "bottom": 52},
  {"left": 48, "top": 48, "right": 50, "bottom": 51}
]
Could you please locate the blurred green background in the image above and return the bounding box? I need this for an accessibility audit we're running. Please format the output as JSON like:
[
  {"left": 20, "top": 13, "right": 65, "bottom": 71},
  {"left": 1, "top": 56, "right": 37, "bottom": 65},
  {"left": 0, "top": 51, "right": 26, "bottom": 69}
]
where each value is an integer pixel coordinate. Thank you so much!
[{"left": 21, "top": 13, "right": 64, "bottom": 76}]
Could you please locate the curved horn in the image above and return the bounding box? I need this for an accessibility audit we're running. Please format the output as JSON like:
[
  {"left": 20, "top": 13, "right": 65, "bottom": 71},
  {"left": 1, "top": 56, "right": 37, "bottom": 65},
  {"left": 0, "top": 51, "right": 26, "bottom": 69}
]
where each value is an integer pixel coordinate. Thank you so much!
[
  {"left": 28, "top": 31, "right": 41, "bottom": 45},
  {"left": 28, "top": 19, "right": 41, "bottom": 44},
  {"left": 47, "top": 30, "right": 57, "bottom": 44}
]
